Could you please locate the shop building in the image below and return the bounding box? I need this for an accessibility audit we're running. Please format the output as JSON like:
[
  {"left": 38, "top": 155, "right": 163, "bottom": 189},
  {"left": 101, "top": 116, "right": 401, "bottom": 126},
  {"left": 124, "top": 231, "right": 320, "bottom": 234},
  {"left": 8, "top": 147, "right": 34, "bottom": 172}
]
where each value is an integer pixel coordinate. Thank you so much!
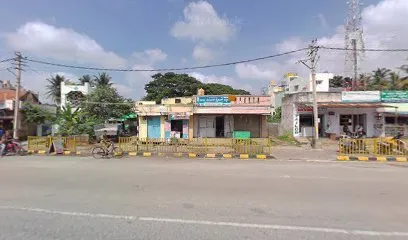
[
  {"left": 136, "top": 97, "right": 193, "bottom": 139},
  {"left": 282, "top": 91, "right": 407, "bottom": 138},
  {"left": 192, "top": 94, "right": 271, "bottom": 138}
]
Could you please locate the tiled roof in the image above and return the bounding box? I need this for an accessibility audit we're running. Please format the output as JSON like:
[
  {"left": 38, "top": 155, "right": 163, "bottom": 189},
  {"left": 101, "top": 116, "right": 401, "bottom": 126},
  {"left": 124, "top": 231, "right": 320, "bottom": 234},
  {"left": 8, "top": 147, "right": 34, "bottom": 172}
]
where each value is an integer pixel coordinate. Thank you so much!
[{"left": 0, "top": 88, "right": 31, "bottom": 101}]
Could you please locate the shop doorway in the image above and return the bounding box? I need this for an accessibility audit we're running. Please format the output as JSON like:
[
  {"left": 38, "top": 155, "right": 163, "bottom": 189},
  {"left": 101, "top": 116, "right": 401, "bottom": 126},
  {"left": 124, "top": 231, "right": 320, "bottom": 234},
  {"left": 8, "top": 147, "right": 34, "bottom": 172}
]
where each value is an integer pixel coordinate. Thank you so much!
[
  {"left": 299, "top": 114, "right": 324, "bottom": 137},
  {"left": 215, "top": 116, "right": 225, "bottom": 137},
  {"left": 171, "top": 120, "right": 184, "bottom": 138},
  {"left": 340, "top": 114, "right": 366, "bottom": 135}
]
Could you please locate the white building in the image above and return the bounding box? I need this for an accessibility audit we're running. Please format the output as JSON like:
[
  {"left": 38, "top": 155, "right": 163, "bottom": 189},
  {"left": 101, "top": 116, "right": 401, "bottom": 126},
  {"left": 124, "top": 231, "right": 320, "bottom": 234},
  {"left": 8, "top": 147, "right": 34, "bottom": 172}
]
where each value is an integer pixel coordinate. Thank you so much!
[
  {"left": 60, "top": 81, "right": 91, "bottom": 109},
  {"left": 281, "top": 72, "right": 333, "bottom": 94}
]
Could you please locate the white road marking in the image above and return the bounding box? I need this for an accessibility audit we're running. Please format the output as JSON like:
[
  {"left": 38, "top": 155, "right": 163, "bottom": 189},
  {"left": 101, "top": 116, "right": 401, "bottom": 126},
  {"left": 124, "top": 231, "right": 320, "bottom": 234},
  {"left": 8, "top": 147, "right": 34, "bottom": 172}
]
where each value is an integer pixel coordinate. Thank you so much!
[{"left": 1, "top": 205, "right": 408, "bottom": 237}]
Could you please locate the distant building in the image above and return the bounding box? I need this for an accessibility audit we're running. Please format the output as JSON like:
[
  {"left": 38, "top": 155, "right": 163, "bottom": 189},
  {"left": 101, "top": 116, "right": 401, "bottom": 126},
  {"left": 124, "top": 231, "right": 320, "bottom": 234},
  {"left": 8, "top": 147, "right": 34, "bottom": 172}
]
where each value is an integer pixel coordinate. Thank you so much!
[
  {"left": 136, "top": 90, "right": 271, "bottom": 139},
  {"left": 280, "top": 72, "right": 333, "bottom": 94},
  {"left": 0, "top": 80, "right": 47, "bottom": 137},
  {"left": 60, "top": 81, "right": 91, "bottom": 109}
]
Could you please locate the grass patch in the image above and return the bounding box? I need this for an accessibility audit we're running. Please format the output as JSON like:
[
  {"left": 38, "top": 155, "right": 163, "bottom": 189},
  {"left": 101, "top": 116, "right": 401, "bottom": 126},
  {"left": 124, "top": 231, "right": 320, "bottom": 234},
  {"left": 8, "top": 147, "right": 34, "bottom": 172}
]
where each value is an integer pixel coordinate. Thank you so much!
[{"left": 271, "top": 132, "right": 300, "bottom": 146}]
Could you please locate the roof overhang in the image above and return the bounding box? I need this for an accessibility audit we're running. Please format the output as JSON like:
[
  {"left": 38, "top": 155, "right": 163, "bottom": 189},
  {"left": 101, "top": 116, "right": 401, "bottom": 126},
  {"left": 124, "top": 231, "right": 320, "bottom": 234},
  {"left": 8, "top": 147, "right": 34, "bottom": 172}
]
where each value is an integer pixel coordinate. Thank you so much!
[{"left": 299, "top": 102, "right": 398, "bottom": 109}]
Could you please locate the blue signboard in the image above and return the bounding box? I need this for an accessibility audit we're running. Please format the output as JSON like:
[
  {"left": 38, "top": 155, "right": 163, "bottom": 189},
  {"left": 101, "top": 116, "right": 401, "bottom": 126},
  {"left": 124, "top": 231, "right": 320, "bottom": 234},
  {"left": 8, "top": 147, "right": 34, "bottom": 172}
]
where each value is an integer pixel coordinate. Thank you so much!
[{"left": 196, "top": 96, "right": 230, "bottom": 106}]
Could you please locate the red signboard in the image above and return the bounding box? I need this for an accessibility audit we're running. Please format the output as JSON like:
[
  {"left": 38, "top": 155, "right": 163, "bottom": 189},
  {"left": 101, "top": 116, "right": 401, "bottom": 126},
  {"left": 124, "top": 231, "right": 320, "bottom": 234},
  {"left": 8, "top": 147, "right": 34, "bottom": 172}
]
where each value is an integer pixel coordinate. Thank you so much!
[{"left": 297, "top": 105, "right": 313, "bottom": 112}]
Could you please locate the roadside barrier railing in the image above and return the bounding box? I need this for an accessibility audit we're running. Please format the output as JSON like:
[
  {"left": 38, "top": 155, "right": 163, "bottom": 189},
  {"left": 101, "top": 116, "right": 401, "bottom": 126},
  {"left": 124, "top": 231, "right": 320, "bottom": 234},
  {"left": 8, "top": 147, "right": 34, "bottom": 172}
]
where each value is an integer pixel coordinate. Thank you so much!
[
  {"left": 27, "top": 136, "right": 77, "bottom": 153},
  {"left": 339, "top": 137, "right": 408, "bottom": 156},
  {"left": 119, "top": 137, "right": 273, "bottom": 155}
]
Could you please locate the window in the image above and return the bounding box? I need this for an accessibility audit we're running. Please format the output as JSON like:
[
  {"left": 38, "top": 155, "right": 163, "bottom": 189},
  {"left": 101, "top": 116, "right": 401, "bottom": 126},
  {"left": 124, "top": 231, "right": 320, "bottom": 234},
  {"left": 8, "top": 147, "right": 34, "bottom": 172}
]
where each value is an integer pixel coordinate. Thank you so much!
[
  {"left": 294, "top": 85, "right": 299, "bottom": 91},
  {"left": 175, "top": 98, "right": 181, "bottom": 103},
  {"left": 316, "top": 80, "right": 323, "bottom": 85},
  {"left": 385, "top": 116, "right": 408, "bottom": 125}
]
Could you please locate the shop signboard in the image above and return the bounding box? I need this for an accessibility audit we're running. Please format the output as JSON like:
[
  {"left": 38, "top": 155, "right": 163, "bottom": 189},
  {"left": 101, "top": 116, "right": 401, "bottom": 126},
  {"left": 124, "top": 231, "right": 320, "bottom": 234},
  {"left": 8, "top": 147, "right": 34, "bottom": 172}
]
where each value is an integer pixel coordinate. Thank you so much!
[
  {"left": 381, "top": 91, "right": 408, "bottom": 103},
  {"left": 169, "top": 112, "right": 189, "bottom": 120},
  {"left": 196, "top": 96, "right": 230, "bottom": 106},
  {"left": 342, "top": 91, "right": 380, "bottom": 102}
]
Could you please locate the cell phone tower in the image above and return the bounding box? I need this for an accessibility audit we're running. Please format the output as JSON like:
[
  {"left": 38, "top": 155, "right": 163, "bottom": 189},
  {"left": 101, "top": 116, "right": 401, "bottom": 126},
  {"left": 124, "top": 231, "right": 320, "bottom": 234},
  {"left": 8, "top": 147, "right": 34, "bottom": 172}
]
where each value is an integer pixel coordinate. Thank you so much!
[{"left": 344, "top": 0, "right": 365, "bottom": 88}]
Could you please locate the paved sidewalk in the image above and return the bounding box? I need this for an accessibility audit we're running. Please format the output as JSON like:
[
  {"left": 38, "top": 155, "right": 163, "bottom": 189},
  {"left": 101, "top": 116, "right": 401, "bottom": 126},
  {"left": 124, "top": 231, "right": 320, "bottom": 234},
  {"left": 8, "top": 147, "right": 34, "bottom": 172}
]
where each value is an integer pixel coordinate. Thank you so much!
[{"left": 272, "top": 146, "right": 338, "bottom": 161}]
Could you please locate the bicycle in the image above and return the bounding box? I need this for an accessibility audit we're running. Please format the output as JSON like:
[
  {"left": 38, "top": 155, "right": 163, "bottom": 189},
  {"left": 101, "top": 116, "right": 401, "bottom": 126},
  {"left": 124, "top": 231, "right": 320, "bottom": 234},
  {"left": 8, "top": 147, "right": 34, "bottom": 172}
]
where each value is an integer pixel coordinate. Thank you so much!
[{"left": 91, "top": 142, "right": 123, "bottom": 159}]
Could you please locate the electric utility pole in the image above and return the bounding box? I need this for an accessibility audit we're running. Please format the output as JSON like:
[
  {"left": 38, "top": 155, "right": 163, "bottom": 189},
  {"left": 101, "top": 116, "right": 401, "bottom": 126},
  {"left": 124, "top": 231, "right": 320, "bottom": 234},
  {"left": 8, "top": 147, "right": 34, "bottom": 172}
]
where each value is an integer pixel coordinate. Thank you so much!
[
  {"left": 13, "top": 52, "right": 23, "bottom": 139},
  {"left": 352, "top": 39, "right": 358, "bottom": 90},
  {"left": 299, "top": 40, "right": 320, "bottom": 149}
]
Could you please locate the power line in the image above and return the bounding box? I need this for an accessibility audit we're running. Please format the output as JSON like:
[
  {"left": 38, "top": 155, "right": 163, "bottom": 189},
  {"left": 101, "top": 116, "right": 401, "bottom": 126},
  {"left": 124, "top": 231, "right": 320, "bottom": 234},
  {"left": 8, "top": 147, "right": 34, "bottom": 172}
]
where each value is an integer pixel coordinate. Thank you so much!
[
  {"left": 24, "top": 48, "right": 308, "bottom": 72},
  {"left": 320, "top": 46, "right": 408, "bottom": 52},
  {"left": 9, "top": 46, "right": 408, "bottom": 73},
  {"left": 0, "top": 58, "right": 14, "bottom": 63}
]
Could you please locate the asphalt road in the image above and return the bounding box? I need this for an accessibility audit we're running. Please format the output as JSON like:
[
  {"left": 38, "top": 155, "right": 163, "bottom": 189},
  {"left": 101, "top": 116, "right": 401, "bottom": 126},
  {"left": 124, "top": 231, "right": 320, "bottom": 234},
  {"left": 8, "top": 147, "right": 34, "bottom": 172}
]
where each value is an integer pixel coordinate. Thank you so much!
[{"left": 0, "top": 156, "right": 407, "bottom": 240}]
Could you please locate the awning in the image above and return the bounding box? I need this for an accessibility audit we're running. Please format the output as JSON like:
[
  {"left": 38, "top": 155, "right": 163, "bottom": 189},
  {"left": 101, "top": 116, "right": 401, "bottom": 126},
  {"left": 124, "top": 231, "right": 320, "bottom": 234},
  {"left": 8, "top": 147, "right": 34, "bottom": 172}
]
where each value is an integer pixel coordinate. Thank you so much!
[
  {"left": 296, "top": 102, "right": 398, "bottom": 109},
  {"left": 317, "top": 102, "right": 397, "bottom": 108},
  {"left": 121, "top": 113, "right": 137, "bottom": 120},
  {"left": 377, "top": 103, "right": 408, "bottom": 114}
]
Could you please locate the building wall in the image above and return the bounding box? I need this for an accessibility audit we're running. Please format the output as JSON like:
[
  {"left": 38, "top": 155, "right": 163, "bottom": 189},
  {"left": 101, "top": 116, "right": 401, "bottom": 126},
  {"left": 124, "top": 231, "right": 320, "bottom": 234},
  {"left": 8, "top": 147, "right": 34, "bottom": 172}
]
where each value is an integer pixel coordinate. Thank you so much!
[
  {"left": 324, "top": 107, "right": 377, "bottom": 137},
  {"left": 281, "top": 92, "right": 342, "bottom": 135},
  {"left": 309, "top": 73, "right": 333, "bottom": 92},
  {"left": 260, "top": 115, "right": 268, "bottom": 138},
  {"left": 188, "top": 115, "right": 194, "bottom": 139},
  {"left": 60, "top": 82, "right": 91, "bottom": 108},
  {"left": 139, "top": 116, "right": 148, "bottom": 138},
  {"left": 161, "top": 97, "right": 193, "bottom": 105},
  {"left": 233, "top": 115, "right": 261, "bottom": 138}
]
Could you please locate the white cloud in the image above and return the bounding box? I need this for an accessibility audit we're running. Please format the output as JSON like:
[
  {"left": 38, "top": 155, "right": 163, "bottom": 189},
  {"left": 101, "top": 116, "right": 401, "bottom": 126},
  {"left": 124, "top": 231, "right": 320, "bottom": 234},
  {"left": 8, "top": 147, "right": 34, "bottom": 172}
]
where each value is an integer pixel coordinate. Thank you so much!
[
  {"left": 170, "top": 1, "right": 236, "bottom": 43},
  {"left": 5, "top": 21, "right": 126, "bottom": 68},
  {"left": 132, "top": 48, "right": 167, "bottom": 65},
  {"left": 236, "top": 0, "right": 408, "bottom": 84},
  {"left": 235, "top": 62, "right": 280, "bottom": 81},
  {"left": 192, "top": 45, "right": 215, "bottom": 62},
  {"left": 190, "top": 72, "right": 233, "bottom": 85},
  {"left": 125, "top": 64, "right": 154, "bottom": 99}
]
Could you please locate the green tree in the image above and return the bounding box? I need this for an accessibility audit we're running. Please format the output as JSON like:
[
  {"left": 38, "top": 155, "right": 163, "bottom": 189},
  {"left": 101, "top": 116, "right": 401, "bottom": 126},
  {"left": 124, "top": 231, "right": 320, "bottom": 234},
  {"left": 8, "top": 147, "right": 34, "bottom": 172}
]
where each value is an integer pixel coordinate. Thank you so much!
[
  {"left": 46, "top": 74, "right": 67, "bottom": 104},
  {"left": 93, "top": 72, "right": 113, "bottom": 87},
  {"left": 367, "top": 68, "right": 391, "bottom": 90},
  {"left": 144, "top": 72, "right": 203, "bottom": 103},
  {"left": 329, "top": 76, "right": 352, "bottom": 88},
  {"left": 81, "top": 85, "right": 133, "bottom": 122},
  {"left": 79, "top": 74, "right": 93, "bottom": 86},
  {"left": 203, "top": 83, "right": 250, "bottom": 95},
  {"left": 143, "top": 72, "right": 251, "bottom": 103},
  {"left": 329, "top": 75, "right": 344, "bottom": 88},
  {"left": 269, "top": 106, "right": 281, "bottom": 123},
  {"left": 21, "top": 103, "right": 55, "bottom": 124},
  {"left": 56, "top": 105, "right": 97, "bottom": 136}
]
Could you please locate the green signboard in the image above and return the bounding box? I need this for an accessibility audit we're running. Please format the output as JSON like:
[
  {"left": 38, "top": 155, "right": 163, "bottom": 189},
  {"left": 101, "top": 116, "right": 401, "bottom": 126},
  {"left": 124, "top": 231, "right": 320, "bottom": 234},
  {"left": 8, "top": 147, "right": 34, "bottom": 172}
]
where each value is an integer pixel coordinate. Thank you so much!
[{"left": 381, "top": 91, "right": 408, "bottom": 103}]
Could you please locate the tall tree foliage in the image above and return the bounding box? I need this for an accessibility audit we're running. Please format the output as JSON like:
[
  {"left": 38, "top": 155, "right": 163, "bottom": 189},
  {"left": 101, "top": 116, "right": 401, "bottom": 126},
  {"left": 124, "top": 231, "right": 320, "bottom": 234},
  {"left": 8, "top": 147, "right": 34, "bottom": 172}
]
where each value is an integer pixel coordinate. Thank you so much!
[
  {"left": 144, "top": 72, "right": 251, "bottom": 103},
  {"left": 203, "top": 83, "right": 250, "bottom": 95},
  {"left": 331, "top": 61, "right": 408, "bottom": 91},
  {"left": 56, "top": 105, "right": 97, "bottom": 136},
  {"left": 21, "top": 103, "right": 55, "bottom": 124},
  {"left": 46, "top": 74, "right": 67, "bottom": 104},
  {"left": 79, "top": 74, "right": 93, "bottom": 86},
  {"left": 80, "top": 85, "right": 133, "bottom": 122},
  {"left": 93, "top": 72, "right": 113, "bottom": 87}
]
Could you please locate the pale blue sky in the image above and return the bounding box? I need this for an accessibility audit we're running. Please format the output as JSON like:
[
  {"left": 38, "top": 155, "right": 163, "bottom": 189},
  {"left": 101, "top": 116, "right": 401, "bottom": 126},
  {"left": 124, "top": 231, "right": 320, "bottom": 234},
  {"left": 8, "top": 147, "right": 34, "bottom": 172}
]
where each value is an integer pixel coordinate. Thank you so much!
[{"left": 0, "top": 0, "right": 403, "bottom": 101}]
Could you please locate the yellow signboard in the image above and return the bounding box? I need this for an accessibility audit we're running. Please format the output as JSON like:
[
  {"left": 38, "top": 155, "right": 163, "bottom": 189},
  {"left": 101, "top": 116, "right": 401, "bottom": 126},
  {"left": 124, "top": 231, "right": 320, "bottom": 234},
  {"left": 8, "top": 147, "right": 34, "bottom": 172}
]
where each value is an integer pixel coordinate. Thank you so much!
[{"left": 284, "top": 73, "right": 297, "bottom": 78}]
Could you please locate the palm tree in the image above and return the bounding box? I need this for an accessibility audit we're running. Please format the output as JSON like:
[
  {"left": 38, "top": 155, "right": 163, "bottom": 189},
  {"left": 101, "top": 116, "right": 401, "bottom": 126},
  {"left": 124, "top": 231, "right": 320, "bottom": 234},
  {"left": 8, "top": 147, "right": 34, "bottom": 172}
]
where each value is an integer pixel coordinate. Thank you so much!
[
  {"left": 388, "top": 72, "right": 401, "bottom": 90},
  {"left": 368, "top": 68, "right": 391, "bottom": 90},
  {"left": 79, "top": 74, "right": 93, "bottom": 86},
  {"left": 93, "top": 72, "right": 113, "bottom": 87},
  {"left": 46, "top": 74, "right": 67, "bottom": 104}
]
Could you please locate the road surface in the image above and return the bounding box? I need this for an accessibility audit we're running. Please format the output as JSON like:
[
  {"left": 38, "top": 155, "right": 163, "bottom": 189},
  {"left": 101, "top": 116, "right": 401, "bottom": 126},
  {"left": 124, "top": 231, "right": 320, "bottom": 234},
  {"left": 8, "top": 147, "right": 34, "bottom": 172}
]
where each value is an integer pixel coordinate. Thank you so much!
[{"left": 0, "top": 156, "right": 407, "bottom": 239}]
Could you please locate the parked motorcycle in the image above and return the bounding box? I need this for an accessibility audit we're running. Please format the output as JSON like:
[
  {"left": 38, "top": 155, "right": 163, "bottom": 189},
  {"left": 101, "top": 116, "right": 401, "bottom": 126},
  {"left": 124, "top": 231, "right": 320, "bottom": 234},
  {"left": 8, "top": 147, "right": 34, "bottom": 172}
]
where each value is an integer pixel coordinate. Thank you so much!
[{"left": 2, "top": 139, "right": 26, "bottom": 156}]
